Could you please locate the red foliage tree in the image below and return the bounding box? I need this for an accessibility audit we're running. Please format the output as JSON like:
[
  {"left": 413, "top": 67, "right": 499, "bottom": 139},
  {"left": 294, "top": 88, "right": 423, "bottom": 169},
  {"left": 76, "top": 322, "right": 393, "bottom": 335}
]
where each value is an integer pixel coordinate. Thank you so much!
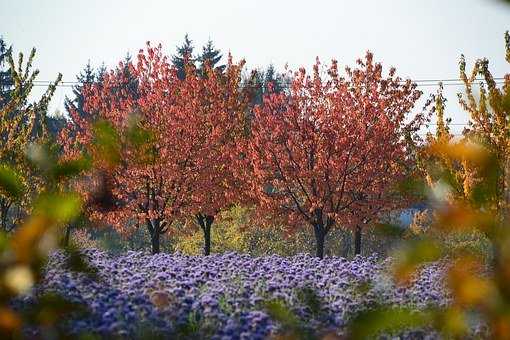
[
  {"left": 61, "top": 43, "right": 199, "bottom": 253},
  {"left": 173, "top": 57, "right": 249, "bottom": 255},
  {"left": 246, "top": 53, "right": 422, "bottom": 258},
  {"left": 61, "top": 43, "right": 249, "bottom": 254}
]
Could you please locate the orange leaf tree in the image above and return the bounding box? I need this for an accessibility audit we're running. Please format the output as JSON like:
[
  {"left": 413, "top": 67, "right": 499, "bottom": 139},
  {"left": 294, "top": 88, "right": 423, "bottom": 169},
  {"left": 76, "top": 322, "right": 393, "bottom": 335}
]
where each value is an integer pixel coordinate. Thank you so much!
[
  {"left": 246, "top": 53, "right": 422, "bottom": 258},
  {"left": 61, "top": 43, "right": 197, "bottom": 253},
  {"left": 174, "top": 56, "right": 249, "bottom": 255},
  {"left": 61, "top": 43, "right": 249, "bottom": 254}
]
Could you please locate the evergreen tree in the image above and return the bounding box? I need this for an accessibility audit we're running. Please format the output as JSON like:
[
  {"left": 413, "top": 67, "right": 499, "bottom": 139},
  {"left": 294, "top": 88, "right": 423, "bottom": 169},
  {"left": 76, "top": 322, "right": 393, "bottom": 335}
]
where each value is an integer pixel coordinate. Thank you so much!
[
  {"left": 244, "top": 69, "right": 264, "bottom": 107},
  {"left": 244, "top": 64, "right": 288, "bottom": 107},
  {"left": 64, "top": 61, "right": 96, "bottom": 123},
  {"left": 46, "top": 110, "right": 68, "bottom": 137},
  {"left": 64, "top": 56, "right": 136, "bottom": 127},
  {"left": 0, "top": 37, "right": 13, "bottom": 108},
  {"left": 263, "top": 64, "right": 286, "bottom": 94},
  {"left": 119, "top": 53, "right": 139, "bottom": 100},
  {"left": 96, "top": 62, "right": 107, "bottom": 83},
  {"left": 198, "top": 39, "right": 224, "bottom": 76},
  {"left": 172, "top": 34, "right": 196, "bottom": 80}
]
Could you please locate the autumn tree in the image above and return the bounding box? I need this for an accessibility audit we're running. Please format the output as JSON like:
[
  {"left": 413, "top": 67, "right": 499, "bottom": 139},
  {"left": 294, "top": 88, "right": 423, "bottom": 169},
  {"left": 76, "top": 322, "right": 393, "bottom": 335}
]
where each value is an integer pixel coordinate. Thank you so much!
[
  {"left": 0, "top": 43, "right": 61, "bottom": 232},
  {"left": 419, "top": 30, "right": 510, "bottom": 218},
  {"left": 411, "top": 32, "right": 510, "bottom": 252},
  {"left": 457, "top": 30, "right": 510, "bottom": 214},
  {"left": 176, "top": 56, "right": 249, "bottom": 255},
  {"left": 376, "top": 34, "right": 510, "bottom": 339},
  {"left": 417, "top": 84, "right": 476, "bottom": 200},
  {"left": 61, "top": 44, "right": 169, "bottom": 253},
  {"left": 246, "top": 53, "right": 421, "bottom": 258},
  {"left": 411, "top": 84, "right": 463, "bottom": 235},
  {"left": 61, "top": 43, "right": 248, "bottom": 254}
]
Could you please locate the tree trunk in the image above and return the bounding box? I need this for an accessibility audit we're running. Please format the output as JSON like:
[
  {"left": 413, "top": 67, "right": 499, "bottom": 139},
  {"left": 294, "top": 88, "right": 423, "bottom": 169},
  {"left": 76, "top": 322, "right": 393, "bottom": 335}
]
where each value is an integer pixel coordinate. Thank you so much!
[
  {"left": 0, "top": 201, "right": 10, "bottom": 232},
  {"left": 147, "top": 218, "right": 162, "bottom": 254},
  {"left": 63, "top": 224, "right": 72, "bottom": 247},
  {"left": 204, "top": 225, "right": 211, "bottom": 256},
  {"left": 354, "top": 225, "right": 362, "bottom": 255},
  {"left": 341, "top": 231, "right": 351, "bottom": 258},
  {"left": 151, "top": 232, "right": 160, "bottom": 254},
  {"left": 197, "top": 214, "right": 215, "bottom": 256},
  {"left": 314, "top": 224, "right": 326, "bottom": 259}
]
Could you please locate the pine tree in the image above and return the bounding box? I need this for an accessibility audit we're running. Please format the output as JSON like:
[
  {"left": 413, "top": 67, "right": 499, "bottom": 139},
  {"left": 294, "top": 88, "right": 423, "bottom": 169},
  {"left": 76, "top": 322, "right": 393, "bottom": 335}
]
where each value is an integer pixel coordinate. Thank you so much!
[
  {"left": 119, "top": 53, "right": 139, "bottom": 100},
  {"left": 263, "top": 64, "right": 285, "bottom": 93},
  {"left": 96, "top": 62, "right": 107, "bottom": 83},
  {"left": 172, "top": 34, "right": 196, "bottom": 80},
  {"left": 64, "top": 61, "right": 96, "bottom": 123},
  {"left": 244, "top": 64, "right": 288, "bottom": 107},
  {"left": 244, "top": 69, "right": 264, "bottom": 107},
  {"left": 0, "top": 37, "right": 13, "bottom": 108},
  {"left": 46, "top": 110, "right": 67, "bottom": 138},
  {"left": 198, "top": 39, "right": 224, "bottom": 76}
]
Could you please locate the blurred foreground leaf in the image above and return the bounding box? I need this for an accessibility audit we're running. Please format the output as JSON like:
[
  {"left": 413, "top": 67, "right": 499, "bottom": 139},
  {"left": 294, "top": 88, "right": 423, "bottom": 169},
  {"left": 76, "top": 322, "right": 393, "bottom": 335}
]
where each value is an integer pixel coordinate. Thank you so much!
[
  {"left": 34, "top": 193, "right": 82, "bottom": 223},
  {"left": 347, "top": 307, "right": 433, "bottom": 339},
  {"left": 396, "top": 176, "right": 428, "bottom": 200},
  {"left": 63, "top": 244, "right": 98, "bottom": 280},
  {"left": 265, "top": 299, "right": 300, "bottom": 329},
  {"left": 0, "top": 307, "right": 21, "bottom": 333},
  {"left": 374, "top": 222, "right": 406, "bottom": 238},
  {"left": 0, "top": 165, "right": 24, "bottom": 200},
  {"left": 392, "top": 239, "right": 442, "bottom": 284},
  {"left": 24, "top": 292, "right": 88, "bottom": 328},
  {"left": 92, "top": 120, "right": 121, "bottom": 167},
  {"left": 52, "top": 156, "right": 92, "bottom": 181}
]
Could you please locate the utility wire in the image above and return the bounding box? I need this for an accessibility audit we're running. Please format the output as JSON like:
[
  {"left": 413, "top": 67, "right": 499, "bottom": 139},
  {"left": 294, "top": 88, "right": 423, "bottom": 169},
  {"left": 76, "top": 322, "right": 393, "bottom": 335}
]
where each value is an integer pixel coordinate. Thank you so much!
[
  {"left": 27, "top": 76, "right": 507, "bottom": 128},
  {"left": 30, "top": 77, "right": 507, "bottom": 87}
]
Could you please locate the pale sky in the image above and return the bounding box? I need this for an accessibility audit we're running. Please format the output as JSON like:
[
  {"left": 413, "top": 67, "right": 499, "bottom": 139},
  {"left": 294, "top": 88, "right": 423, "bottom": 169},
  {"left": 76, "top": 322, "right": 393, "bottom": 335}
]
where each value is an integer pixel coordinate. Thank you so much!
[{"left": 1, "top": 0, "right": 509, "bottom": 134}]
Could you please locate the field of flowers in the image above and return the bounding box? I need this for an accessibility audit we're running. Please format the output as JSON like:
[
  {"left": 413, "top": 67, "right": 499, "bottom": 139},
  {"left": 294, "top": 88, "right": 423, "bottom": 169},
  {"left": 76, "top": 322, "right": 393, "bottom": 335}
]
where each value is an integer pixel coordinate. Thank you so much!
[{"left": 14, "top": 250, "right": 452, "bottom": 339}]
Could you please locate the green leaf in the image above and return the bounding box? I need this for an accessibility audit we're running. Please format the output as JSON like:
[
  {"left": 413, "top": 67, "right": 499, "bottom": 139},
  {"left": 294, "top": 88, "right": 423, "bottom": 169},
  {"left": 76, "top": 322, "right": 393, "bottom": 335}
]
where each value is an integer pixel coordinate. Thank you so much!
[
  {"left": 264, "top": 299, "right": 300, "bottom": 329},
  {"left": 397, "top": 239, "right": 442, "bottom": 264},
  {"left": 0, "top": 164, "right": 25, "bottom": 199},
  {"left": 52, "top": 155, "right": 92, "bottom": 181},
  {"left": 396, "top": 176, "right": 427, "bottom": 199},
  {"left": 295, "top": 286, "right": 323, "bottom": 317},
  {"left": 93, "top": 120, "right": 121, "bottom": 166},
  {"left": 374, "top": 223, "right": 405, "bottom": 238},
  {"left": 0, "top": 231, "right": 9, "bottom": 252},
  {"left": 347, "top": 307, "right": 433, "bottom": 339},
  {"left": 63, "top": 244, "right": 99, "bottom": 279},
  {"left": 127, "top": 121, "right": 154, "bottom": 147},
  {"left": 34, "top": 193, "right": 82, "bottom": 223},
  {"left": 25, "top": 292, "right": 89, "bottom": 326},
  {"left": 392, "top": 239, "right": 443, "bottom": 283}
]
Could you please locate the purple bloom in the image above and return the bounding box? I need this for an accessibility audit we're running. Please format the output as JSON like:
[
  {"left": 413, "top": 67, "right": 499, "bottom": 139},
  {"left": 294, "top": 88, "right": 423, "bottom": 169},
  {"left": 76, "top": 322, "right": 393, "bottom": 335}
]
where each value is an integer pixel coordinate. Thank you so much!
[{"left": 26, "top": 249, "right": 451, "bottom": 338}]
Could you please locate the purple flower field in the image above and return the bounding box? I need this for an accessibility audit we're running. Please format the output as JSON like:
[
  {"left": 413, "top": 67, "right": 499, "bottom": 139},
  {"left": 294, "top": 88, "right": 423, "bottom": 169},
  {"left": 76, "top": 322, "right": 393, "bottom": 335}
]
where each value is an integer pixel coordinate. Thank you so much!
[{"left": 31, "top": 250, "right": 449, "bottom": 338}]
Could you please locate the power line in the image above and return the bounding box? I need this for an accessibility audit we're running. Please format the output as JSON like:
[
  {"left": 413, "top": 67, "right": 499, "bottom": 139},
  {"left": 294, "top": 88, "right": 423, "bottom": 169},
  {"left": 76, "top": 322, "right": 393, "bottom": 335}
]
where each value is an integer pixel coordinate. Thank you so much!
[
  {"left": 28, "top": 82, "right": 507, "bottom": 89},
  {"left": 30, "top": 77, "right": 507, "bottom": 87},
  {"left": 413, "top": 81, "right": 506, "bottom": 87},
  {"left": 428, "top": 123, "right": 469, "bottom": 126},
  {"left": 405, "top": 77, "right": 506, "bottom": 83},
  {"left": 27, "top": 76, "right": 506, "bottom": 129},
  {"left": 32, "top": 84, "right": 75, "bottom": 88}
]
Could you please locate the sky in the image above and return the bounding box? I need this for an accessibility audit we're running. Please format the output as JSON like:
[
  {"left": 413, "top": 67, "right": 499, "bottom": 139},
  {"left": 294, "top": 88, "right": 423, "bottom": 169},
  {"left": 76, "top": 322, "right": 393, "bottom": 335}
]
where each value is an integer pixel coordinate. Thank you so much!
[{"left": 1, "top": 0, "right": 509, "bottom": 134}]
